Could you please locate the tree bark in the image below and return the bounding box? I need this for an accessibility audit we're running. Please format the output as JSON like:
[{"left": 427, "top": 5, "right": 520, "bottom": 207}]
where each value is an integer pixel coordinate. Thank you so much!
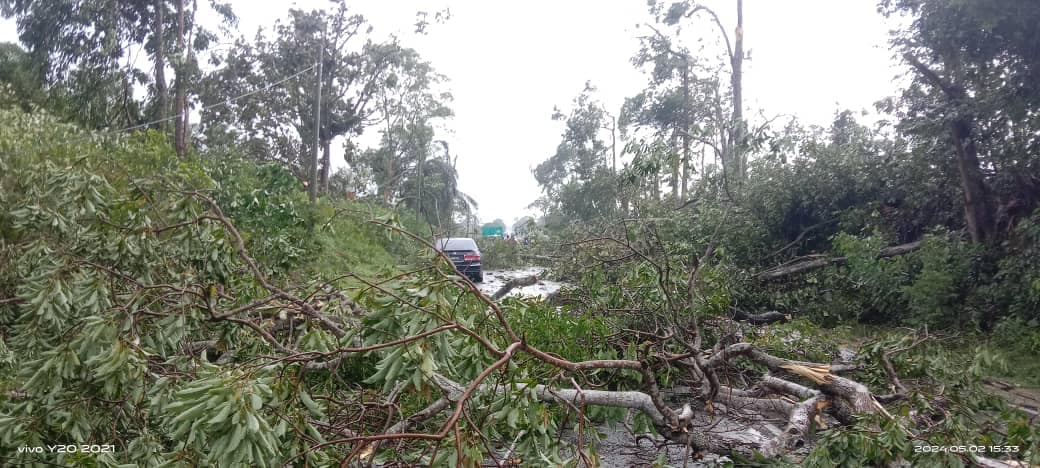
[
  {"left": 732, "top": 309, "right": 789, "bottom": 325},
  {"left": 670, "top": 128, "right": 679, "bottom": 199},
  {"left": 610, "top": 115, "right": 617, "bottom": 175},
  {"left": 382, "top": 96, "right": 395, "bottom": 203},
  {"left": 309, "top": 26, "right": 324, "bottom": 203},
  {"left": 951, "top": 119, "right": 996, "bottom": 243},
  {"left": 417, "top": 147, "right": 425, "bottom": 217},
  {"left": 173, "top": 0, "right": 187, "bottom": 157},
  {"left": 760, "top": 396, "right": 824, "bottom": 456},
  {"left": 172, "top": 0, "right": 187, "bottom": 157},
  {"left": 652, "top": 165, "right": 661, "bottom": 202}
]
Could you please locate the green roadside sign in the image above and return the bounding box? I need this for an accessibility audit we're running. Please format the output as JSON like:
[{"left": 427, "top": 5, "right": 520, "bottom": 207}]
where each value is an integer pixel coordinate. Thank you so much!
[{"left": 481, "top": 226, "right": 504, "bottom": 238}]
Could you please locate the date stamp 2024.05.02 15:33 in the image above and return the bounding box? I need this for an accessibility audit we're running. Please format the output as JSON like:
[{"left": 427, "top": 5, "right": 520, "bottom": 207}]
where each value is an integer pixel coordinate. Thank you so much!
[{"left": 915, "top": 445, "right": 1021, "bottom": 455}]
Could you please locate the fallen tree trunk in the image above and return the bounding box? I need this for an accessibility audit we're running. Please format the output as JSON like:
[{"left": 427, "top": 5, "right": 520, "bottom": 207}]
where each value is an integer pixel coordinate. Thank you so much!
[
  {"left": 490, "top": 274, "right": 540, "bottom": 300},
  {"left": 757, "top": 241, "right": 921, "bottom": 281},
  {"left": 732, "top": 309, "right": 789, "bottom": 325},
  {"left": 432, "top": 375, "right": 772, "bottom": 455},
  {"left": 425, "top": 339, "right": 888, "bottom": 458}
]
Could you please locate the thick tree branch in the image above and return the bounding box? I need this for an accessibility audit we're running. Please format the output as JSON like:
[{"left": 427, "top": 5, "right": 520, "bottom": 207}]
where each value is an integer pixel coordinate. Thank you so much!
[
  {"left": 757, "top": 241, "right": 921, "bottom": 281},
  {"left": 902, "top": 52, "right": 964, "bottom": 100},
  {"left": 731, "top": 308, "right": 789, "bottom": 325},
  {"left": 191, "top": 192, "right": 346, "bottom": 337},
  {"left": 761, "top": 218, "right": 839, "bottom": 261},
  {"left": 491, "top": 273, "right": 540, "bottom": 300}
]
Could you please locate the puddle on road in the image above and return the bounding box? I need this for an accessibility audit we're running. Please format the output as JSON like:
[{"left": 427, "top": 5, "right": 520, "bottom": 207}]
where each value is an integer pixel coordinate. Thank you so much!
[{"left": 476, "top": 268, "right": 564, "bottom": 299}]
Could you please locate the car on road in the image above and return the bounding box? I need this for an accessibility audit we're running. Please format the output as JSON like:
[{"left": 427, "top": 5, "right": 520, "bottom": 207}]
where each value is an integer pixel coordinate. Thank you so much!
[{"left": 434, "top": 237, "right": 483, "bottom": 283}]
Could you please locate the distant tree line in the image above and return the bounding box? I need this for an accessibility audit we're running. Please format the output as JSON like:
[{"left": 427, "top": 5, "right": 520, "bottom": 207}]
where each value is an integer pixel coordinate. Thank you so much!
[{"left": 0, "top": 0, "right": 474, "bottom": 230}]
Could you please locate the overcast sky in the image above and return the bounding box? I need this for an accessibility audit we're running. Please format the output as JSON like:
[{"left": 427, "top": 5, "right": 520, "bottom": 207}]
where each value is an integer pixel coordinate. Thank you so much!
[{"left": 1, "top": 1, "right": 903, "bottom": 227}]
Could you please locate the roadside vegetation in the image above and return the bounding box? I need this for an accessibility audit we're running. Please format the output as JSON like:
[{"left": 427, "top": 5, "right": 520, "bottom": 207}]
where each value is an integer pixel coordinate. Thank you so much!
[
  {"left": 1, "top": 0, "right": 1039, "bottom": 467},
  {"left": 475, "top": 238, "right": 524, "bottom": 271}
]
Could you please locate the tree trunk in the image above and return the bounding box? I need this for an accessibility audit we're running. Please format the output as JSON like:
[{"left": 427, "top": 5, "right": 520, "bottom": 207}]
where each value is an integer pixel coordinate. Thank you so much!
[
  {"left": 319, "top": 48, "right": 334, "bottom": 196},
  {"left": 951, "top": 119, "right": 996, "bottom": 243},
  {"left": 382, "top": 97, "right": 395, "bottom": 204},
  {"left": 320, "top": 139, "right": 331, "bottom": 194},
  {"left": 152, "top": 0, "right": 169, "bottom": 134},
  {"left": 681, "top": 59, "right": 691, "bottom": 200},
  {"left": 173, "top": 0, "right": 187, "bottom": 157},
  {"left": 670, "top": 129, "right": 679, "bottom": 199},
  {"left": 491, "top": 273, "right": 540, "bottom": 300},
  {"left": 732, "top": 309, "right": 789, "bottom": 325},
  {"left": 610, "top": 116, "right": 617, "bottom": 175},
  {"left": 309, "top": 26, "right": 324, "bottom": 204},
  {"left": 902, "top": 52, "right": 998, "bottom": 244},
  {"left": 731, "top": 0, "right": 744, "bottom": 181},
  {"left": 653, "top": 167, "right": 661, "bottom": 202},
  {"left": 417, "top": 151, "right": 425, "bottom": 217}
]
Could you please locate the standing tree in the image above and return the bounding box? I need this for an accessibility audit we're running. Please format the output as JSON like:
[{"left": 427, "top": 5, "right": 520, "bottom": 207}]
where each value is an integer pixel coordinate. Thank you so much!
[
  {"left": 639, "top": 0, "right": 747, "bottom": 193},
  {"left": 399, "top": 151, "right": 477, "bottom": 231},
  {"left": 882, "top": 0, "right": 1040, "bottom": 243},
  {"left": 0, "top": 42, "right": 42, "bottom": 111},
  {"left": 200, "top": 0, "right": 401, "bottom": 190},
  {"left": 534, "top": 83, "right": 620, "bottom": 222},
  {"left": 364, "top": 48, "right": 454, "bottom": 204}
]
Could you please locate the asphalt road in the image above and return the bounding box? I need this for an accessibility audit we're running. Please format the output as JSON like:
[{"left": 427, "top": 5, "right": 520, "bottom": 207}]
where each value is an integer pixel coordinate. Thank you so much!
[{"left": 476, "top": 267, "right": 563, "bottom": 299}]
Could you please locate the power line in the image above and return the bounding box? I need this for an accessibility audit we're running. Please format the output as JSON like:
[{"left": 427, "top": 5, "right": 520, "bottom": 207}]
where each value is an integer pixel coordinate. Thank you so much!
[
  {"left": 3, "top": 61, "right": 319, "bottom": 157},
  {"left": 1, "top": 60, "right": 320, "bottom": 171},
  {"left": 108, "top": 63, "right": 317, "bottom": 135}
]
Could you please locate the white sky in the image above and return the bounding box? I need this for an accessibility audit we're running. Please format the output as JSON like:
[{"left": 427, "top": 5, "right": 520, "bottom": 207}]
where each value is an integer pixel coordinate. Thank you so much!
[{"left": 0, "top": 1, "right": 902, "bottom": 227}]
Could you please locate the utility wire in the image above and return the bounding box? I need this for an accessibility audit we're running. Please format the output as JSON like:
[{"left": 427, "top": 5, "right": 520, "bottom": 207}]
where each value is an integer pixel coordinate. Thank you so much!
[
  {"left": 2, "top": 62, "right": 318, "bottom": 156},
  {"left": 108, "top": 62, "right": 317, "bottom": 135}
]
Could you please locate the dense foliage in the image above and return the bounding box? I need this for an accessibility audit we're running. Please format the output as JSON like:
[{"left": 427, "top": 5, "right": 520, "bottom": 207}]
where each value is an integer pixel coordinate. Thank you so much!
[{"left": 0, "top": 110, "right": 436, "bottom": 465}]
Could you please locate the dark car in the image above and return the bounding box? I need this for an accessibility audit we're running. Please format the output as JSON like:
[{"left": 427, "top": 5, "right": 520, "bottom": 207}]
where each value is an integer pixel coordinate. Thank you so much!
[{"left": 434, "top": 237, "right": 483, "bottom": 283}]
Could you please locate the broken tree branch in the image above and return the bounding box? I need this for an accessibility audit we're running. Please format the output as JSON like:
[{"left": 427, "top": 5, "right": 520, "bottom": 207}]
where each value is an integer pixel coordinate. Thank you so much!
[
  {"left": 491, "top": 273, "right": 540, "bottom": 300},
  {"left": 757, "top": 241, "right": 921, "bottom": 281},
  {"left": 731, "top": 308, "right": 789, "bottom": 325}
]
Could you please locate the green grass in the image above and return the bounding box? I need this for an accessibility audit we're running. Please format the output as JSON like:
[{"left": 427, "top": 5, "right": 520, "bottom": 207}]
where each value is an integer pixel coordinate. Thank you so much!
[
  {"left": 996, "top": 353, "right": 1040, "bottom": 388},
  {"left": 298, "top": 199, "right": 428, "bottom": 284}
]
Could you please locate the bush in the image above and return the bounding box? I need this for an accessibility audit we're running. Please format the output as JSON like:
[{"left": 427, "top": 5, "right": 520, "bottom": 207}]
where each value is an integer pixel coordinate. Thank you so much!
[
  {"left": 0, "top": 111, "right": 273, "bottom": 465},
  {"left": 977, "top": 211, "right": 1040, "bottom": 325}
]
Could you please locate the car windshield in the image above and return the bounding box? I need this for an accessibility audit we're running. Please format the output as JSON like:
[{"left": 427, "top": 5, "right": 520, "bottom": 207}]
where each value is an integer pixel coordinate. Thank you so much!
[{"left": 435, "top": 238, "right": 478, "bottom": 251}]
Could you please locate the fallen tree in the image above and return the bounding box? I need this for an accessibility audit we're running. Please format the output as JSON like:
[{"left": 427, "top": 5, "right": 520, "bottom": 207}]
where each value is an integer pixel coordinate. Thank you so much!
[
  {"left": 2, "top": 170, "right": 1031, "bottom": 466},
  {"left": 757, "top": 240, "right": 921, "bottom": 281}
]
